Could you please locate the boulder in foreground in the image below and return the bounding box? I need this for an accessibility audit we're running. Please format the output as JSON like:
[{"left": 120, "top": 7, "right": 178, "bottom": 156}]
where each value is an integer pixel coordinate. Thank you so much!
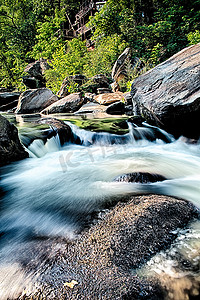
[
  {"left": 131, "top": 43, "right": 200, "bottom": 138},
  {"left": 0, "top": 115, "right": 28, "bottom": 166},
  {"left": 22, "top": 195, "right": 196, "bottom": 299}
]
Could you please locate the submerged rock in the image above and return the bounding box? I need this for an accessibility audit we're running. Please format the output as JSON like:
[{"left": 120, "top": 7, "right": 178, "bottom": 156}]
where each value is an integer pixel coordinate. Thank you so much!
[
  {"left": 41, "top": 92, "right": 85, "bottom": 114},
  {"left": 131, "top": 43, "right": 200, "bottom": 138},
  {"left": 0, "top": 114, "right": 28, "bottom": 166},
  {"left": 20, "top": 195, "right": 196, "bottom": 300},
  {"left": 114, "top": 172, "right": 166, "bottom": 183},
  {"left": 15, "top": 88, "right": 58, "bottom": 114}
]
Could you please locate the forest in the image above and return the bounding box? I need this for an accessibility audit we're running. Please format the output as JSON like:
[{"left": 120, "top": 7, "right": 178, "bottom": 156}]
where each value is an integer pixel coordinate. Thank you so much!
[{"left": 0, "top": 0, "right": 199, "bottom": 92}]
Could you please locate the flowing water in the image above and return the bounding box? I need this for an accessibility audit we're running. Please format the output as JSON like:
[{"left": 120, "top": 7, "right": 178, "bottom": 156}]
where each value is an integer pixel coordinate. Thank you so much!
[{"left": 0, "top": 116, "right": 199, "bottom": 299}]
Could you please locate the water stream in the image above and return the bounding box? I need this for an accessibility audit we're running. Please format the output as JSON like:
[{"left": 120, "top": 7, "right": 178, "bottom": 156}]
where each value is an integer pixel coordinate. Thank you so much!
[{"left": 0, "top": 117, "right": 199, "bottom": 299}]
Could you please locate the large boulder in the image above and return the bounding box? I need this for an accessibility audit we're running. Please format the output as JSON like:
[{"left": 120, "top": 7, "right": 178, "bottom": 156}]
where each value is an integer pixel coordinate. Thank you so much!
[
  {"left": 94, "top": 92, "right": 124, "bottom": 105},
  {"left": 41, "top": 93, "right": 85, "bottom": 114},
  {"left": 22, "top": 195, "right": 196, "bottom": 299},
  {"left": 0, "top": 115, "right": 28, "bottom": 166},
  {"left": 23, "top": 58, "right": 51, "bottom": 88},
  {"left": 15, "top": 88, "right": 58, "bottom": 114},
  {"left": 131, "top": 43, "right": 200, "bottom": 138},
  {"left": 0, "top": 92, "right": 20, "bottom": 111}
]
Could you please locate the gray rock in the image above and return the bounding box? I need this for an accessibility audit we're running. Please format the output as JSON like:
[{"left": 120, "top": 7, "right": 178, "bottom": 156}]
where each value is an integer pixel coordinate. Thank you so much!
[
  {"left": 0, "top": 115, "right": 28, "bottom": 166},
  {"left": 23, "top": 58, "right": 51, "bottom": 88},
  {"left": 15, "top": 88, "right": 58, "bottom": 114},
  {"left": 75, "top": 102, "right": 107, "bottom": 114},
  {"left": 112, "top": 48, "right": 131, "bottom": 82},
  {"left": 131, "top": 43, "right": 200, "bottom": 138},
  {"left": 41, "top": 93, "right": 85, "bottom": 114}
]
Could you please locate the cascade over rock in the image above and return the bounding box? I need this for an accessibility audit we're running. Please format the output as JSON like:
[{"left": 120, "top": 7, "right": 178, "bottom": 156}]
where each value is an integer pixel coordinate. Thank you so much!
[
  {"left": 0, "top": 114, "right": 28, "bottom": 166},
  {"left": 131, "top": 43, "right": 200, "bottom": 138},
  {"left": 16, "top": 88, "right": 58, "bottom": 114}
]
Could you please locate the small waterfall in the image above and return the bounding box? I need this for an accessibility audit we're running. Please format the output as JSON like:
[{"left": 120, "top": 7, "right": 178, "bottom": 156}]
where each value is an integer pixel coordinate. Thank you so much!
[
  {"left": 27, "top": 134, "right": 61, "bottom": 158},
  {"left": 64, "top": 121, "right": 174, "bottom": 147}
]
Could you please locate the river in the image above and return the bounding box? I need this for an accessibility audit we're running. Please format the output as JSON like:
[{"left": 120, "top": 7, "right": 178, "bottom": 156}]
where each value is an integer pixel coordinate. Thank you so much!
[{"left": 0, "top": 114, "right": 199, "bottom": 299}]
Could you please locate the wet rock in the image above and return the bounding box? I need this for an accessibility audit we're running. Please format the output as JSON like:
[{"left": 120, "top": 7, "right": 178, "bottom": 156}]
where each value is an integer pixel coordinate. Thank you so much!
[
  {"left": 21, "top": 195, "right": 196, "bottom": 299},
  {"left": 15, "top": 88, "right": 58, "bottom": 114},
  {"left": 114, "top": 172, "right": 166, "bottom": 183},
  {"left": 0, "top": 114, "right": 28, "bottom": 166},
  {"left": 36, "top": 117, "right": 81, "bottom": 145},
  {"left": 94, "top": 92, "right": 124, "bottom": 105},
  {"left": 41, "top": 93, "right": 85, "bottom": 114},
  {"left": 131, "top": 43, "right": 200, "bottom": 138},
  {"left": 106, "top": 101, "right": 125, "bottom": 115}
]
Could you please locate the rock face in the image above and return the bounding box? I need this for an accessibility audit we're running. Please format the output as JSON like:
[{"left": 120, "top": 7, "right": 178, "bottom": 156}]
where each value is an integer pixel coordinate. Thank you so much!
[
  {"left": 41, "top": 93, "right": 85, "bottom": 114},
  {"left": 0, "top": 92, "right": 20, "bottom": 111},
  {"left": 23, "top": 195, "right": 196, "bottom": 299},
  {"left": 131, "top": 43, "right": 200, "bottom": 138},
  {"left": 94, "top": 92, "right": 124, "bottom": 105},
  {"left": 0, "top": 115, "right": 28, "bottom": 166},
  {"left": 23, "top": 58, "right": 51, "bottom": 89},
  {"left": 15, "top": 88, "right": 58, "bottom": 114}
]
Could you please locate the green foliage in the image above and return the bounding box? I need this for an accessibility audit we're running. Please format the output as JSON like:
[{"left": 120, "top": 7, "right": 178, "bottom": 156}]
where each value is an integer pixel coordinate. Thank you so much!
[
  {"left": 45, "top": 38, "right": 87, "bottom": 93},
  {"left": 187, "top": 30, "right": 200, "bottom": 45},
  {"left": 84, "top": 34, "right": 127, "bottom": 77},
  {"left": 1, "top": 0, "right": 200, "bottom": 90},
  {"left": 30, "top": 9, "right": 65, "bottom": 60}
]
